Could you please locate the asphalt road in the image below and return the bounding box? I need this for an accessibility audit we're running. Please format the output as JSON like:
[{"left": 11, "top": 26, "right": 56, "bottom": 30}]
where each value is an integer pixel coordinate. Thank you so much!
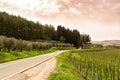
[{"left": 0, "top": 51, "right": 65, "bottom": 80}]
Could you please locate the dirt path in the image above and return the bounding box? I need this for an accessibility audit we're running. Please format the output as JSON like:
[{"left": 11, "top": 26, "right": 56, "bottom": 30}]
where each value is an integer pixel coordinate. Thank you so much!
[{"left": 5, "top": 57, "right": 56, "bottom": 80}]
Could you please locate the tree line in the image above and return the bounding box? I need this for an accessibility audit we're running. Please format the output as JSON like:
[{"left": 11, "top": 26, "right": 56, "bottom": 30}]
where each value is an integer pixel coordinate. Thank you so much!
[{"left": 0, "top": 12, "right": 91, "bottom": 48}]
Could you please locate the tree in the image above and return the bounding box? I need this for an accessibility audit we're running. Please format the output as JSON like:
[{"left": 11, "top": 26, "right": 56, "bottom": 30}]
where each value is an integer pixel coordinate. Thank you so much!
[
  {"left": 81, "top": 34, "right": 91, "bottom": 44},
  {"left": 72, "top": 30, "right": 81, "bottom": 48},
  {"left": 59, "top": 36, "right": 66, "bottom": 42},
  {"left": 0, "top": 12, "right": 56, "bottom": 41},
  {"left": 56, "top": 26, "right": 82, "bottom": 48}
]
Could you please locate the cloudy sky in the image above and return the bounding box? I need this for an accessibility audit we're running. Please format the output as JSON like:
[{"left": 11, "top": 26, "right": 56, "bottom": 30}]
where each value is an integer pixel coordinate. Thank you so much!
[{"left": 0, "top": 0, "right": 120, "bottom": 41}]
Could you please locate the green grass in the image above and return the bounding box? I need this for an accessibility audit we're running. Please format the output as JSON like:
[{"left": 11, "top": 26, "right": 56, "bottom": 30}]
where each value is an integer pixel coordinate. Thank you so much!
[
  {"left": 51, "top": 46, "right": 76, "bottom": 50},
  {"left": 48, "top": 51, "right": 83, "bottom": 80},
  {"left": 0, "top": 47, "right": 56, "bottom": 63},
  {"left": 0, "top": 47, "right": 75, "bottom": 63}
]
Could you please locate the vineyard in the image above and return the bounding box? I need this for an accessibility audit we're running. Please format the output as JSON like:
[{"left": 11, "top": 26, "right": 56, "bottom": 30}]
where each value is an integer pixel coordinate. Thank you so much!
[{"left": 68, "top": 49, "right": 120, "bottom": 80}]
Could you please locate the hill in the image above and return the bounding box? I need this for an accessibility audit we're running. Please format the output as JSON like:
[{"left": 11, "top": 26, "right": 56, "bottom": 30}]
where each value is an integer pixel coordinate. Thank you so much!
[
  {"left": 0, "top": 12, "right": 91, "bottom": 48},
  {"left": 92, "top": 40, "right": 120, "bottom": 47}
]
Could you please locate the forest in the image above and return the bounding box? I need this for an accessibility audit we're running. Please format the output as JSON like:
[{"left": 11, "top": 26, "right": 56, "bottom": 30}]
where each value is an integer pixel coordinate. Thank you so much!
[{"left": 0, "top": 12, "right": 91, "bottom": 48}]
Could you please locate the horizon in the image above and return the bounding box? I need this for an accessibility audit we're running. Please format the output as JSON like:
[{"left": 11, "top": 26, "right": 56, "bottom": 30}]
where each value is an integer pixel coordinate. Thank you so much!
[{"left": 0, "top": 0, "right": 120, "bottom": 41}]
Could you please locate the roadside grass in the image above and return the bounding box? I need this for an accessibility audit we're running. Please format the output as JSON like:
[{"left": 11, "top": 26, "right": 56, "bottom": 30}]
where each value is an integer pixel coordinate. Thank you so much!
[
  {"left": 0, "top": 48, "right": 54, "bottom": 63},
  {"left": 51, "top": 46, "right": 76, "bottom": 50},
  {"left": 48, "top": 51, "right": 83, "bottom": 80},
  {"left": 0, "top": 47, "right": 75, "bottom": 63}
]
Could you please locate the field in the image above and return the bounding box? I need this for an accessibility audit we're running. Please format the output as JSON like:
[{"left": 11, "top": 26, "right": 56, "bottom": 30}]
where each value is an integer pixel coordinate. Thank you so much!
[
  {"left": 68, "top": 49, "right": 120, "bottom": 80},
  {"left": 49, "top": 49, "right": 120, "bottom": 80}
]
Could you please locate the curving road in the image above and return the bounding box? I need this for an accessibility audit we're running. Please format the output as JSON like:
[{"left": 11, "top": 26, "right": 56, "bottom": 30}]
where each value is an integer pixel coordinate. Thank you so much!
[{"left": 0, "top": 51, "right": 65, "bottom": 80}]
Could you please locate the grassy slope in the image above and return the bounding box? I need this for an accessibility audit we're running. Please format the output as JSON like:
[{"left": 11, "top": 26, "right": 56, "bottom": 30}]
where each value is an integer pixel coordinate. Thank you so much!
[
  {"left": 0, "top": 47, "right": 75, "bottom": 63},
  {"left": 48, "top": 51, "right": 83, "bottom": 80},
  {"left": 0, "top": 48, "right": 56, "bottom": 63}
]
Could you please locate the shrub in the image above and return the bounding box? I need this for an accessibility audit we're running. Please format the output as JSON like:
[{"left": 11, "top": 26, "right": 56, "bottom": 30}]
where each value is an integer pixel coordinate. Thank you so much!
[
  {"left": 0, "top": 36, "right": 5, "bottom": 50},
  {"left": 32, "top": 42, "right": 39, "bottom": 50},
  {"left": 0, "top": 35, "right": 73, "bottom": 52},
  {"left": 4, "top": 37, "right": 17, "bottom": 52},
  {"left": 25, "top": 42, "right": 33, "bottom": 51}
]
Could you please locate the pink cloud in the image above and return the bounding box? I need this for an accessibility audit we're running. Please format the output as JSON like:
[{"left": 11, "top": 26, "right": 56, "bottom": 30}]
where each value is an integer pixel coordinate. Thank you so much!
[{"left": 0, "top": 0, "right": 119, "bottom": 24}]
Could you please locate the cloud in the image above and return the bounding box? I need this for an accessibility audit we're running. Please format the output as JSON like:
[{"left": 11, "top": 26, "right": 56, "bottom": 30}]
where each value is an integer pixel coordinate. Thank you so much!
[
  {"left": 69, "top": 7, "right": 81, "bottom": 14},
  {"left": 34, "top": 0, "right": 60, "bottom": 16},
  {"left": 0, "top": 1, "right": 18, "bottom": 10},
  {"left": 57, "top": 0, "right": 120, "bottom": 21},
  {"left": 0, "top": 0, "right": 60, "bottom": 16},
  {"left": 0, "top": 0, "right": 120, "bottom": 24}
]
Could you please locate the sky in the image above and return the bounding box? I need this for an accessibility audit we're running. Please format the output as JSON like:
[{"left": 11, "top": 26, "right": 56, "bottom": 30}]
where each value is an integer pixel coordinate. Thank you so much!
[{"left": 0, "top": 0, "right": 120, "bottom": 41}]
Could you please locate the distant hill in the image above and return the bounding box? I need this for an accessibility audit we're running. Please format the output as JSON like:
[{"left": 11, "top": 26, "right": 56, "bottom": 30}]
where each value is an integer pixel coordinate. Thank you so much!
[{"left": 92, "top": 40, "right": 120, "bottom": 47}]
